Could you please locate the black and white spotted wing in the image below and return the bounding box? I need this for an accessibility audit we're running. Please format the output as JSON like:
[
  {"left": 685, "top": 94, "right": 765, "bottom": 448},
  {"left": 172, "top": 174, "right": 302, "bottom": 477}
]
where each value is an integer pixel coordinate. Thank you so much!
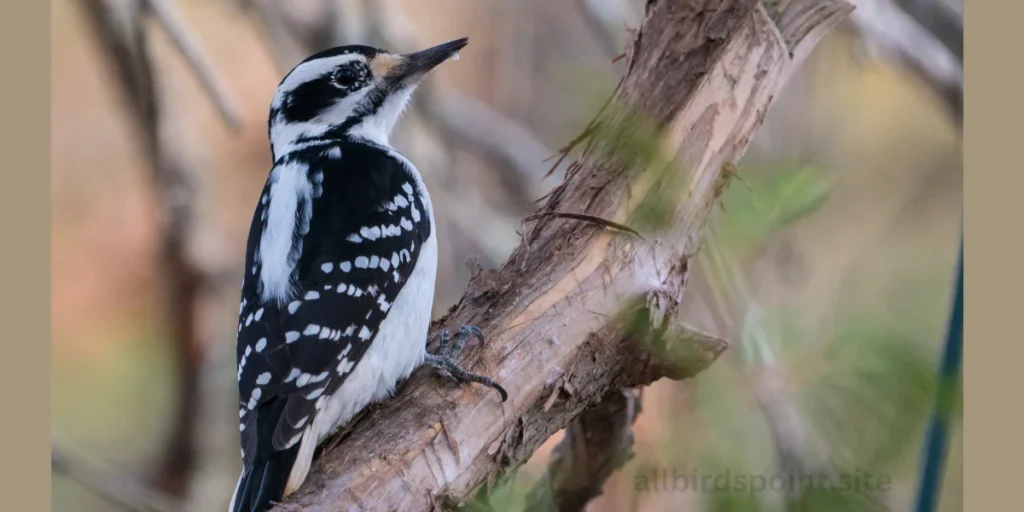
[{"left": 234, "top": 140, "right": 431, "bottom": 467}]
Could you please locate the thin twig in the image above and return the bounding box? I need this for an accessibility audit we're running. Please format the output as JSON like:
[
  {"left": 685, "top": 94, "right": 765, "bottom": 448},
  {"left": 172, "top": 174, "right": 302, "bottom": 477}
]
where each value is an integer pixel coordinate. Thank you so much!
[
  {"left": 52, "top": 437, "right": 180, "bottom": 512},
  {"left": 242, "top": 0, "right": 309, "bottom": 66},
  {"left": 145, "top": 0, "right": 243, "bottom": 130},
  {"left": 847, "top": 0, "right": 962, "bottom": 126},
  {"left": 362, "top": 0, "right": 559, "bottom": 192},
  {"left": 542, "top": 123, "right": 600, "bottom": 179},
  {"left": 898, "top": 0, "right": 962, "bottom": 60},
  {"left": 541, "top": 77, "right": 623, "bottom": 180},
  {"left": 423, "top": 89, "right": 555, "bottom": 189},
  {"left": 524, "top": 210, "right": 644, "bottom": 239}
]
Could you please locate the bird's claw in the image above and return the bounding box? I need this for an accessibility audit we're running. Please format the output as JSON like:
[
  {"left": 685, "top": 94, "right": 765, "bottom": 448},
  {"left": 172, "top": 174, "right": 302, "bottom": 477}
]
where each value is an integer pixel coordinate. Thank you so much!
[{"left": 425, "top": 324, "right": 507, "bottom": 402}]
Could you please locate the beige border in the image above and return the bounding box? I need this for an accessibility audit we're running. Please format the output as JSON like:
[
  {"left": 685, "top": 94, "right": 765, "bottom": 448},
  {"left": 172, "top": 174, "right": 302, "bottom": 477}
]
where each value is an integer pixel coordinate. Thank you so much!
[
  {"left": 22, "top": 0, "right": 1001, "bottom": 510},
  {"left": 0, "top": 0, "right": 50, "bottom": 509},
  {"left": 965, "top": 1, "right": 1018, "bottom": 511}
]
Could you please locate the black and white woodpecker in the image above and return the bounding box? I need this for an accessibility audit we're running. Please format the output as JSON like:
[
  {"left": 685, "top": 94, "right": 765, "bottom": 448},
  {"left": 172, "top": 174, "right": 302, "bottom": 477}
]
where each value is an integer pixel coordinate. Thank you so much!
[{"left": 229, "top": 38, "right": 506, "bottom": 512}]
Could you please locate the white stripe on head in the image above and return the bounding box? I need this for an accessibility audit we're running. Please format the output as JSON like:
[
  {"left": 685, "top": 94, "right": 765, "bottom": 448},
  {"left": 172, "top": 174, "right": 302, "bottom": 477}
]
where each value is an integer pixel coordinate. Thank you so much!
[
  {"left": 273, "top": 54, "right": 365, "bottom": 105},
  {"left": 269, "top": 51, "right": 418, "bottom": 154},
  {"left": 270, "top": 54, "right": 371, "bottom": 157}
]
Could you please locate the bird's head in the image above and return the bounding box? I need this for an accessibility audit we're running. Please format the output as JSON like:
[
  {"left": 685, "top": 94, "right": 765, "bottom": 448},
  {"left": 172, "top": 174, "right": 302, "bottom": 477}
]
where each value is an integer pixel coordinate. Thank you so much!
[{"left": 267, "top": 37, "right": 468, "bottom": 158}]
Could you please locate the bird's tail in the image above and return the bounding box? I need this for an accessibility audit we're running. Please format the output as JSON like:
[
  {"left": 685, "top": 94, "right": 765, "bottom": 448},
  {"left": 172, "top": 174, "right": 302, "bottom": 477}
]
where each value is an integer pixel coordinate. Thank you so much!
[{"left": 228, "top": 443, "right": 301, "bottom": 512}]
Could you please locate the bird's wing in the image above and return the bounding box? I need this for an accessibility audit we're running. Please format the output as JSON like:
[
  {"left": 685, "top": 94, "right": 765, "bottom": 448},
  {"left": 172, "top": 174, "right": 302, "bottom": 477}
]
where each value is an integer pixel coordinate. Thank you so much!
[{"left": 235, "top": 141, "right": 432, "bottom": 466}]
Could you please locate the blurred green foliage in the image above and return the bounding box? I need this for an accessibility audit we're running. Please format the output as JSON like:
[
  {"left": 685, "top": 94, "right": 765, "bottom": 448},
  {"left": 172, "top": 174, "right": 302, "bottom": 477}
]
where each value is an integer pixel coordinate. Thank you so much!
[
  {"left": 51, "top": 325, "right": 177, "bottom": 512},
  {"left": 461, "top": 155, "right": 958, "bottom": 512},
  {"left": 687, "top": 163, "right": 952, "bottom": 511},
  {"left": 712, "top": 164, "right": 834, "bottom": 255}
]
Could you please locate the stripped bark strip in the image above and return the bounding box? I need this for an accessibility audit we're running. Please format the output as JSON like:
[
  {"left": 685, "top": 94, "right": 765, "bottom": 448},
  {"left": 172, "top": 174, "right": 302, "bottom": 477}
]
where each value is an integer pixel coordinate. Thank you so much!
[{"left": 524, "top": 211, "right": 645, "bottom": 239}]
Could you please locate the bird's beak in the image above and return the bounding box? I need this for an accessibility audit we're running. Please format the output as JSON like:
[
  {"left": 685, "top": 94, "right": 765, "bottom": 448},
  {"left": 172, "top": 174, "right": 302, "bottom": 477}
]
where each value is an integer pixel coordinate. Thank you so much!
[{"left": 378, "top": 37, "right": 468, "bottom": 88}]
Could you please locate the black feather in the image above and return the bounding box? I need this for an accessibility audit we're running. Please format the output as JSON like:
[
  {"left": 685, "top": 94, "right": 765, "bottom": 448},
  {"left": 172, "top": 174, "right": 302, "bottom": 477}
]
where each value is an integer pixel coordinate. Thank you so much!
[{"left": 233, "top": 397, "right": 301, "bottom": 512}]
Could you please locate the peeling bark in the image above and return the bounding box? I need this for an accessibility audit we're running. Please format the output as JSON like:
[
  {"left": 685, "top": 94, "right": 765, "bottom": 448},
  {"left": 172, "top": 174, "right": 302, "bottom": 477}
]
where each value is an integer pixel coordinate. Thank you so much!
[{"left": 271, "top": 1, "right": 852, "bottom": 510}]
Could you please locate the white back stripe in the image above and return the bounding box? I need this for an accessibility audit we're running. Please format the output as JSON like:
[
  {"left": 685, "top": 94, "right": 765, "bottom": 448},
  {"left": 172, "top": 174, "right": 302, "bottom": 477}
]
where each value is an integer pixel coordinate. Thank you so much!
[{"left": 259, "top": 161, "right": 313, "bottom": 304}]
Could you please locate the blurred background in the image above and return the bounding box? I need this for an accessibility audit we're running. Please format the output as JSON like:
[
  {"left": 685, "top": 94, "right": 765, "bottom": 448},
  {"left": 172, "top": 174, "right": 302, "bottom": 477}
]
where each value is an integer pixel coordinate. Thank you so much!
[{"left": 50, "top": 0, "right": 963, "bottom": 511}]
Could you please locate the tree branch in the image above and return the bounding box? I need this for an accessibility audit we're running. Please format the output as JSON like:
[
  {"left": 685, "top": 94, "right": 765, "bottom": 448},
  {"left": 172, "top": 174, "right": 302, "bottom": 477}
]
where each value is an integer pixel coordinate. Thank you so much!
[
  {"left": 524, "top": 389, "right": 643, "bottom": 512},
  {"left": 268, "top": 1, "right": 851, "bottom": 510},
  {"left": 847, "top": 0, "right": 962, "bottom": 126},
  {"left": 896, "top": 0, "right": 961, "bottom": 61}
]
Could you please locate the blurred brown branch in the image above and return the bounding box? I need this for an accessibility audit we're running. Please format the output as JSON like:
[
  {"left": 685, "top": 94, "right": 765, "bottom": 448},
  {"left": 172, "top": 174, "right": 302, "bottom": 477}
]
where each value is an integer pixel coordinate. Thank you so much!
[
  {"left": 74, "top": 0, "right": 235, "bottom": 502},
  {"left": 847, "top": 0, "right": 962, "bottom": 126},
  {"left": 51, "top": 437, "right": 180, "bottom": 512},
  {"left": 361, "top": 0, "right": 557, "bottom": 192},
  {"left": 268, "top": 1, "right": 851, "bottom": 510},
  {"left": 525, "top": 389, "right": 643, "bottom": 512},
  {"left": 147, "top": 0, "right": 244, "bottom": 130},
  {"left": 897, "top": 0, "right": 961, "bottom": 60}
]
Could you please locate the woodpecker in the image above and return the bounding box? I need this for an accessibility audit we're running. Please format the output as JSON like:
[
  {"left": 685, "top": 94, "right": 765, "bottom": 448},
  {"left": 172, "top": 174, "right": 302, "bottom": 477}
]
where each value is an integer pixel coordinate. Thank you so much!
[{"left": 229, "top": 38, "right": 506, "bottom": 512}]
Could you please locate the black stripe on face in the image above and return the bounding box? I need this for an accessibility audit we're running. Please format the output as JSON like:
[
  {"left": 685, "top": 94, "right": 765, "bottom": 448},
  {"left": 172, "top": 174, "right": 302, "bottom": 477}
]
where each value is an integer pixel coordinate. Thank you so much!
[
  {"left": 293, "top": 86, "right": 390, "bottom": 146},
  {"left": 274, "top": 48, "right": 382, "bottom": 125},
  {"left": 279, "top": 75, "right": 345, "bottom": 124}
]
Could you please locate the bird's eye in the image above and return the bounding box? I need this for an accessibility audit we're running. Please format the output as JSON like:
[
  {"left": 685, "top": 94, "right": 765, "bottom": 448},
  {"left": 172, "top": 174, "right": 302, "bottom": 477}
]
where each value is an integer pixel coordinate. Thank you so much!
[{"left": 331, "top": 65, "right": 365, "bottom": 89}]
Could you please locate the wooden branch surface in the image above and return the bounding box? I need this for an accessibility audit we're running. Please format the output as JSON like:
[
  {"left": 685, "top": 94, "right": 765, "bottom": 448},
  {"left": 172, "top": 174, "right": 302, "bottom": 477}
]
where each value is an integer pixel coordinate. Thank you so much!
[{"left": 272, "top": 1, "right": 852, "bottom": 510}]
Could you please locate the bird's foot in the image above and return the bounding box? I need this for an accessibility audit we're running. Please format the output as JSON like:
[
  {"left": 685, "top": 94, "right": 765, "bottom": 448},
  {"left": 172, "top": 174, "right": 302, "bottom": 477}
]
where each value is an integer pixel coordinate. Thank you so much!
[{"left": 425, "top": 325, "right": 507, "bottom": 402}]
